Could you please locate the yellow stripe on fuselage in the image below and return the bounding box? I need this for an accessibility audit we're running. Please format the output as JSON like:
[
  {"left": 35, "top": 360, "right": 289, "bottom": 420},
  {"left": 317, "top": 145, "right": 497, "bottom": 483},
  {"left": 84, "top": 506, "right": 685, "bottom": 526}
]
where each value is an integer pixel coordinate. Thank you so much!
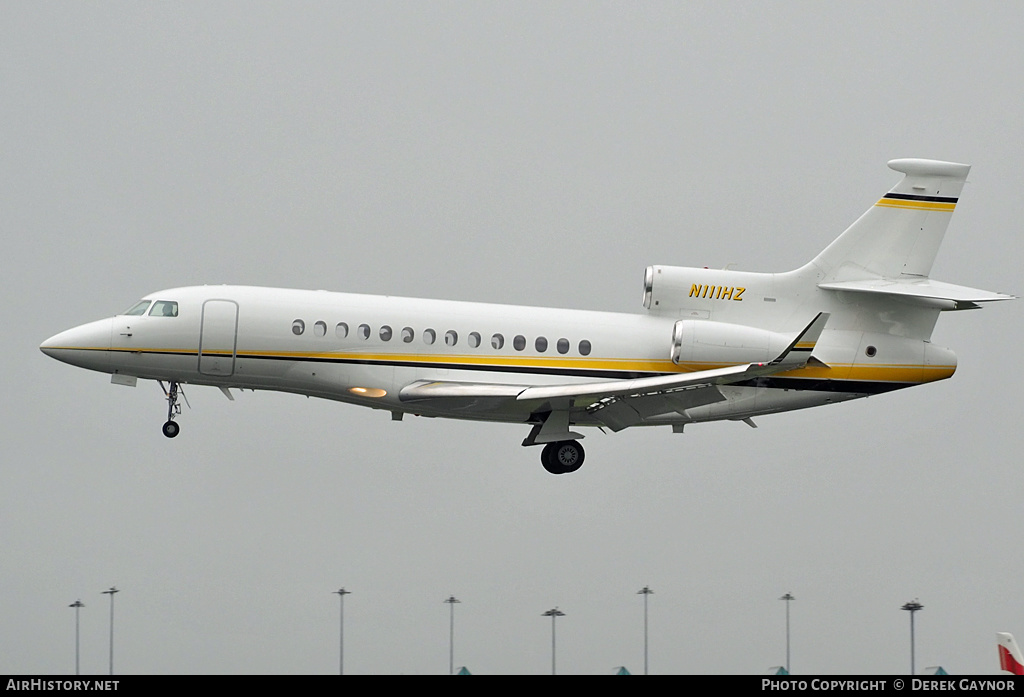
[
  {"left": 874, "top": 198, "right": 956, "bottom": 212},
  {"left": 90, "top": 346, "right": 956, "bottom": 385},
  {"left": 777, "top": 362, "right": 955, "bottom": 383}
]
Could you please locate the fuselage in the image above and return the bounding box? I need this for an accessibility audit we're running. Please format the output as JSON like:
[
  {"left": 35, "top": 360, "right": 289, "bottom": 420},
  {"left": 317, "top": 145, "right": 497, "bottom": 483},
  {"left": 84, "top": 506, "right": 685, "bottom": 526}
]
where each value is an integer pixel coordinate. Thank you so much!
[{"left": 40, "top": 281, "right": 957, "bottom": 429}]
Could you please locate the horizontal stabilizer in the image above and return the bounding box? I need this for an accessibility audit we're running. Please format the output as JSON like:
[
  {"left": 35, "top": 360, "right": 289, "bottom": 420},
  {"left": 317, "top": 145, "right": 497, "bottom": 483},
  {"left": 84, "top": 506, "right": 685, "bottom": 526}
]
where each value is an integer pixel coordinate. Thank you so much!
[{"left": 819, "top": 278, "right": 1015, "bottom": 311}]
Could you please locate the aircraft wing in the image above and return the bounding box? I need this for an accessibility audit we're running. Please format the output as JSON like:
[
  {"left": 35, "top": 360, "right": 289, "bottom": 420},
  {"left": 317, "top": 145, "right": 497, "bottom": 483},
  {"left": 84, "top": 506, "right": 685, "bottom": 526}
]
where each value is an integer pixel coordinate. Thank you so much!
[
  {"left": 400, "top": 362, "right": 753, "bottom": 403},
  {"left": 516, "top": 311, "right": 829, "bottom": 400},
  {"left": 401, "top": 313, "right": 829, "bottom": 432},
  {"left": 519, "top": 312, "right": 828, "bottom": 431}
]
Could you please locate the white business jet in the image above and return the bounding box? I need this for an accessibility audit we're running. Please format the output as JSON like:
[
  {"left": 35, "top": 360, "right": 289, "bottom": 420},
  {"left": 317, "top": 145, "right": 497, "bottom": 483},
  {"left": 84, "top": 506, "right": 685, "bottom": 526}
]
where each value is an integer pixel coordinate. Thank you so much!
[{"left": 41, "top": 159, "right": 1012, "bottom": 474}]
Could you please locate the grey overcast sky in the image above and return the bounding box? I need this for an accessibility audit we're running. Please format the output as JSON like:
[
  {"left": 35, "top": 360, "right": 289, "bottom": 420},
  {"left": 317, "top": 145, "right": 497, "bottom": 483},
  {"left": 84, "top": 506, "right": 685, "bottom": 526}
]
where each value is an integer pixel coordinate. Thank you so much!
[{"left": 3, "top": 1, "right": 1022, "bottom": 675}]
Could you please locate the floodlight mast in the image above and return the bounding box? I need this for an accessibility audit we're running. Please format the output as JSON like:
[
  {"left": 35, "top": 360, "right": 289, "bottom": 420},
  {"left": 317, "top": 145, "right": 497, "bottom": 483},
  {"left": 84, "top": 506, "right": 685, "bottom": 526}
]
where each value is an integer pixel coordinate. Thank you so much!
[
  {"left": 780, "top": 593, "right": 795, "bottom": 674},
  {"left": 101, "top": 587, "right": 119, "bottom": 675},
  {"left": 444, "top": 596, "right": 460, "bottom": 675},
  {"left": 637, "top": 586, "right": 654, "bottom": 675},
  {"left": 69, "top": 600, "right": 84, "bottom": 675},
  {"left": 333, "top": 588, "right": 352, "bottom": 675},
  {"left": 901, "top": 599, "right": 924, "bottom": 675},
  {"left": 542, "top": 608, "right": 565, "bottom": 675}
]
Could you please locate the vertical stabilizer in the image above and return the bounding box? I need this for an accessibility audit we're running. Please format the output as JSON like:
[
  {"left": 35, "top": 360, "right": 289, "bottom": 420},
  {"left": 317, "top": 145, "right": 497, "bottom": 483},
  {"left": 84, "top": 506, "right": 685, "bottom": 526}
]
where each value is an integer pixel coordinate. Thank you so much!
[
  {"left": 809, "top": 159, "right": 970, "bottom": 282},
  {"left": 998, "top": 633, "right": 1024, "bottom": 675}
]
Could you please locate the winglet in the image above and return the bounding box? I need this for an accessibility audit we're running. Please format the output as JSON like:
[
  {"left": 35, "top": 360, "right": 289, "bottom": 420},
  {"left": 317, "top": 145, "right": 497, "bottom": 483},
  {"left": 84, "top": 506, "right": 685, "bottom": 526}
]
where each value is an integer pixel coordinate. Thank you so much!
[
  {"left": 764, "top": 312, "right": 830, "bottom": 371},
  {"left": 998, "top": 633, "right": 1024, "bottom": 675}
]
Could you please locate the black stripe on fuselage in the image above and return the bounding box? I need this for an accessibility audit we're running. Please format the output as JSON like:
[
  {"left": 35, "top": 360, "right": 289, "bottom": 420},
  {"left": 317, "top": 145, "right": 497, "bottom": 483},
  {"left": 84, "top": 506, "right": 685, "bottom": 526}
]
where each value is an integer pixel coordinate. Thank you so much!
[
  {"left": 249, "top": 352, "right": 656, "bottom": 379},
  {"left": 881, "top": 192, "right": 958, "bottom": 204},
  {"left": 735, "top": 376, "right": 913, "bottom": 394},
  {"left": 98, "top": 348, "right": 914, "bottom": 395},
  {"left": 242, "top": 354, "right": 916, "bottom": 393},
  {"left": 98, "top": 347, "right": 656, "bottom": 380}
]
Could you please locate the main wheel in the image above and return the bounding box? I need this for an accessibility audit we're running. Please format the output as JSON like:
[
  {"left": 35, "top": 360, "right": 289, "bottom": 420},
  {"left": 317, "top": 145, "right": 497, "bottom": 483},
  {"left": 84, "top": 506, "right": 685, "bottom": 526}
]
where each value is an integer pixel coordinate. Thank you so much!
[
  {"left": 162, "top": 420, "right": 180, "bottom": 438},
  {"left": 540, "top": 443, "right": 562, "bottom": 474},
  {"left": 540, "top": 440, "right": 584, "bottom": 474},
  {"left": 552, "top": 440, "right": 584, "bottom": 473}
]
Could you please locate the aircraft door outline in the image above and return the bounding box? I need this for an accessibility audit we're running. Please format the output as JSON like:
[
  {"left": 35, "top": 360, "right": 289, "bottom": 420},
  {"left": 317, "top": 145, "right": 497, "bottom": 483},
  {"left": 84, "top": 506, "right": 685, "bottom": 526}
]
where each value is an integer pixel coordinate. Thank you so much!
[{"left": 199, "top": 299, "right": 239, "bottom": 377}]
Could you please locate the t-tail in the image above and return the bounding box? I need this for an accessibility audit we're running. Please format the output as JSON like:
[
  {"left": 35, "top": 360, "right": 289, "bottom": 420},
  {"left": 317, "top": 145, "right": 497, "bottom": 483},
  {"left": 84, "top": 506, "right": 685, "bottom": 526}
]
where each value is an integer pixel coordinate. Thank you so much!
[
  {"left": 998, "top": 633, "right": 1024, "bottom": 675},
  {"left": 806, "top": 158, "right": 1012, "bottom": 312},
  {"left": 810, "top": 159, "right": 969, "bottom": 281},
  {"left": 642, "top": 158, "right": 1012, "bottom": 342}
]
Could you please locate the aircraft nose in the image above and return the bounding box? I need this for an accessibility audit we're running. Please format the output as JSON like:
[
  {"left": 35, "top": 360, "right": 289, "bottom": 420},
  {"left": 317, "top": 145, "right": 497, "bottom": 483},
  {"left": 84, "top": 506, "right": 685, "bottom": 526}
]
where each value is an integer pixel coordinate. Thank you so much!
[
  {"left": 40, "top": 318, "right": 113, "bottom": 366},
  {"left": 39, "top": 331, "right": 65, "bottom": 357}
]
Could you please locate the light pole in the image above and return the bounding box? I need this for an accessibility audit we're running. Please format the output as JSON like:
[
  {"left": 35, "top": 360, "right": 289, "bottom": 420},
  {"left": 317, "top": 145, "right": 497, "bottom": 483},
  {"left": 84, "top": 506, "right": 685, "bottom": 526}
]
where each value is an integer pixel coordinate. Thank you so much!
[
  {"left": 444, "top": 596, "right": 460, "bottom": 675},
  {"left": 780, "top": 593, "right": 795, "bottom": 674},
  {"left": 542, "top": 608, "right": 565, "bottom": 675},
  {"left": 333, "top": 588, "right": 351, "bottom": 675},
  {"left": 901, "top": 599, "right": 923, "bottom": 675},
  {"left": 69, "top": 600, "right": 84, "bottom": 675},
  {"left": 637, "top": 586, "right": 653, "bottom": 675},
  {"left": 101, "top": 587, "right": 119, "bottom": 675}
]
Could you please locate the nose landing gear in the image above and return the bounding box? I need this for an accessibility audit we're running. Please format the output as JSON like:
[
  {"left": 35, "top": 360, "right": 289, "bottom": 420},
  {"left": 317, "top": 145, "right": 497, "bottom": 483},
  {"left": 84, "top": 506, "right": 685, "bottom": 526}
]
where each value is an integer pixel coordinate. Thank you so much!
[
  {"left": 162, "top": 420, "right": 180, "bottom": 438},
  {"left": 159, "top": 381, "right": 185, "bottom": 438}
]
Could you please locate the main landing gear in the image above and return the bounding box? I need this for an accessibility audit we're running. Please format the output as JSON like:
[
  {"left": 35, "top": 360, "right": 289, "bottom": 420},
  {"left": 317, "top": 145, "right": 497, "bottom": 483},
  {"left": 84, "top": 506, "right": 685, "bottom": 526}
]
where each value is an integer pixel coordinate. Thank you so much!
[
  {"left": 523, "top": 412, "right": 586, "bottom": 475},
  {"left": 540, "top": 440, "right": 585, "bottom": 475},
  {"left": 160, "top": 380, "right": 183, "bottom": 438}
]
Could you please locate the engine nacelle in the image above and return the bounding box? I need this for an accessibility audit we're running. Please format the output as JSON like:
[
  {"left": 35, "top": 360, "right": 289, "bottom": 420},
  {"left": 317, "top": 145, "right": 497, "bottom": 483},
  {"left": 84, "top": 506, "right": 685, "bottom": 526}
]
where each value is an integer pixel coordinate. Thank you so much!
[
  {"left": 671, "top": 319, "right": 793, "bottom": 366},
  {"left": 643, "top": 265, "right": 771, "bottom": 314}
]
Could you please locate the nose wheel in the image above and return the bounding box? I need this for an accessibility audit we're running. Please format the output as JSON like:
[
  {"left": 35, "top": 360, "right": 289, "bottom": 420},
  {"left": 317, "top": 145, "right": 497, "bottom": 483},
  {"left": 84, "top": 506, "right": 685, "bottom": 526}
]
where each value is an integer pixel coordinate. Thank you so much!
[
  {"left": 159, "top": 380, "right": 184, "bottom": 438},
  {"left": 541, "top": 440, "right": 585, "bottom": 475}
]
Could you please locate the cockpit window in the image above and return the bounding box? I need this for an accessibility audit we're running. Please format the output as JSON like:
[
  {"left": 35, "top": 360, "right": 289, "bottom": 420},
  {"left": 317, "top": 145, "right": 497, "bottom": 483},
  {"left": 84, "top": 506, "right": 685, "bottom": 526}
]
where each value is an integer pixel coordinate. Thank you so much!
[
  {"left": 122, "top": 300, "right": 151, "bottom": 316},
  {"left": 149, "top": 300, "right": 179, "bottom": 317}
]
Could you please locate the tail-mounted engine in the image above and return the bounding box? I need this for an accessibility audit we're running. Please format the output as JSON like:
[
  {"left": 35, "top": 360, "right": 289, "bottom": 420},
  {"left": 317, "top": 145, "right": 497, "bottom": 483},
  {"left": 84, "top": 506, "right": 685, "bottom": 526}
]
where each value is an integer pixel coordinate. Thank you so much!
[
  {"left": 670, "top": 319, "right": 794, "bottom": 366},
  {"left": 643, "top": 265, "right": 769, "bottom": 314}
]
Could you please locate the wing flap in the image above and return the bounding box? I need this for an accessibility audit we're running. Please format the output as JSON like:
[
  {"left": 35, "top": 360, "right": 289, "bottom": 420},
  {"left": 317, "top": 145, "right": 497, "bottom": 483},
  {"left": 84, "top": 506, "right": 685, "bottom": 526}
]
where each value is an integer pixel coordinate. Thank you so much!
[
  {"left": 398, "top": 380, "right": 527, "bottom": 415},
  {"left": 588, "top": 385, "right": 727, "bottom": 432},
  {"left": 399, "top": 381, "right": 525, "bottom": 401}
]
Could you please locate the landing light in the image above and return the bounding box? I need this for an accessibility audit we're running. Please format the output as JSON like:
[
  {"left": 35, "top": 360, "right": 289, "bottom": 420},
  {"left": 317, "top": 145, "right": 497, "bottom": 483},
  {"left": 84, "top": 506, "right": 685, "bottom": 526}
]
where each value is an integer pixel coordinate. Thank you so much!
[{"left": 348, "top": 387, "right": 387, "bottom": 398}]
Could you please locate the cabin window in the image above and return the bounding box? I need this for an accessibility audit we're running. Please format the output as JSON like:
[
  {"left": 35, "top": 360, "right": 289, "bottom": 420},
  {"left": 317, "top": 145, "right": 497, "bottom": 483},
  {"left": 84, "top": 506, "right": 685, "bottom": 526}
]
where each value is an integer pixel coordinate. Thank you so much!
[
  {"left": 358, "top": 324, "right": 370, "bottom": 340},
  {"left": 292, "top": 319, "right": 305, "bottom": 336},
  {"left": 865, "top": 345, "right": 877, "bottom": 357},
  {"left": 491, "top": 333, "right": 504, "bottom": 350},
  {"left": 556, "top": 338, "right": 570, "bottom": 354},
  {"left": 123, "top": 300, "right": 151, "bottom": 316},
  {"left": 336, "top": 322, "right": 349, "bottom": 339},
  {"left": 445, "top": 330, "right": 458, "bottom": 347},
  {"left": 513, "top": 335, "right": 526, "bottom": 351},
  {"left": 380, "top": 325, "right": 393, "bottom": 341},
  {"left": 402, "top": 327, "right": 415, "bottom": 343},
  {"left": 535, "top": 336, "right": 548, "bottom": 353},
  {"left": 468, "top": 332, "right": 481, "bottom": 348},
  {"left": 579, "top": 339, "right": 592, "bottom": 356},
  {"left": 424, "top": 328, "right": 436, "bottom": 345},
  {"left": 314, "top": 321, "right": 327, "bottom": 337},
  {"left": 149, "top": 301, "right": 178, "bottom": 317}
]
